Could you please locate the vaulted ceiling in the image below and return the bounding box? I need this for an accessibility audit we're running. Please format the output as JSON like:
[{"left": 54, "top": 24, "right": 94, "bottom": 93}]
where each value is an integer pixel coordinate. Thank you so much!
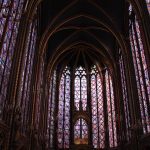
[{"left": 39, "top": 0, "right": 126, "bottom": 70}]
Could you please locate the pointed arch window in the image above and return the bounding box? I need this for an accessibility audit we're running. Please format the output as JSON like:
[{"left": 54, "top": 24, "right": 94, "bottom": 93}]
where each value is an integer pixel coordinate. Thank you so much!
[
  {"left": 91, "top": 65, "right": 105, "bottom": 149},
  {"left": 57, "top": 67, "right": 71, "bottom": 149},
  {"left": 129, "top": 5, "right": 150, "bottom": 133},
  {"left": 91, "top": 66, "right": 117, "bottom": 148},
  {"left": 105, "top": 70, "right": 117, "bottom": 148},
  {"left": 47, "top": 65, "right": 118, "bottom": 149},
  {"left": 74, "top": 66, "right": 87, "bottom": 111}
]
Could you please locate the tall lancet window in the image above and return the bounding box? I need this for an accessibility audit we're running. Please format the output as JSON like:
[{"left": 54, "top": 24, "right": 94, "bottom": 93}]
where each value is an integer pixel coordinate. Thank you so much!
[
  {"left": 129, "top": 5, "right": 150, "bottom": 133},
  {"left": 0, "top": 0, "right": 25, "bottom": 119},
  {"left": 18, "top": 18, "right": 37, "bottom": 133},
  {"left": 91, "top": 65, "right": 105, "bottom": 149},
  {"left": 74, "top": 66, "right": 87, "bottom": 111},
  {"left": 119, "top": 50, "right": 131, "bottom": 141},
  {"left": 57, "top": 67, "right": 70, "bottom": 149},
  {"left": 105, "top": 70, "right": 117, "bottom": 148},
  {"left": 47, "top": 71, "right": 56, "bottom": 148}
]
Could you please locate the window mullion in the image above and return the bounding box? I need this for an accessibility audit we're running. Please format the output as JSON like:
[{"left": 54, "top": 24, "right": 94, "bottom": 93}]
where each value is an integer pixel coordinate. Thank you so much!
[
  {"left": 80, "top": 76, "right": 82, "bottom": 110},
  {"left": 80, "top": 118, "right": 82, "bottom": 139}
]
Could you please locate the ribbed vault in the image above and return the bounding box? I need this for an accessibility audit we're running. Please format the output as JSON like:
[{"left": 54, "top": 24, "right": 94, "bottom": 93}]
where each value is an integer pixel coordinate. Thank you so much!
[{"left": 36, "top": 0, "right": 128, "bottom": 79}]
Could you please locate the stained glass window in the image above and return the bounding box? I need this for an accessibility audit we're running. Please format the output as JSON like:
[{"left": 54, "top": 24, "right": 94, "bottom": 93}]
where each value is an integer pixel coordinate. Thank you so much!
[
  {"left": 74, "top": 66, "right": 87, "bottom": 111},
  {"left": 105, "top": 70, "right": 117, "bottom": 148},
  {"left": 119, "top": 50, "right": 131, "bottom": 141},
  {"left": 74, "top": 118, "right": 88, "bottom": 145},
  {"left": 48, "top": 65, "right": 118, "bottom": 149},
  {"left": 47, "top": 70, "right": 56, "bottom": 149},
  {"left": 129, "top": 5, "right": 150, "bottom": 133},
  {"left": 91, "top": 65, "right": 105, "bottom": 149},
  {"left": 13, "top": 17, "right": 37, "bottom": 133},
  {"left": 57, "top": 67, "right": 70, "bottom": 149},
  {"left": 0, "top": 0, "right": 25, "bottom": 119}
]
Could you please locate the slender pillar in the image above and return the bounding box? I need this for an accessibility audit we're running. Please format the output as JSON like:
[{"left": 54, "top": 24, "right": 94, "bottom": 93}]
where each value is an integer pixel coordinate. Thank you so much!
[
  {"left": 87, "top": 67, "right": 93, "bottom": 148},
  {"left": 70, "top": 67, "right": 74, "bottom": 147}
]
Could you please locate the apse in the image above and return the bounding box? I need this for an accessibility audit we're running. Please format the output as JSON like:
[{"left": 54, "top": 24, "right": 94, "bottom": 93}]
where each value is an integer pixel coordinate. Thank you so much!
[{"left": 46, "top": 49, "right": 118, "bottom": 149}]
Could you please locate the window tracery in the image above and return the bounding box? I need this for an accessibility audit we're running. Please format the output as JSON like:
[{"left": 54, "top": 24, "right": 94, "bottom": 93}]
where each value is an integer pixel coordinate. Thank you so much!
[
  {"left": 47, "top": 65, "right": 118, "bottom": 149},
  {"left": 74, "top": 66, "right": 87, "bottom": 111},
  {"left": 91, "top": 65, "right": 105, "bottom": 149},
  {"left": 58, "top": 67, "right": 71, "bottom": 149}
]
